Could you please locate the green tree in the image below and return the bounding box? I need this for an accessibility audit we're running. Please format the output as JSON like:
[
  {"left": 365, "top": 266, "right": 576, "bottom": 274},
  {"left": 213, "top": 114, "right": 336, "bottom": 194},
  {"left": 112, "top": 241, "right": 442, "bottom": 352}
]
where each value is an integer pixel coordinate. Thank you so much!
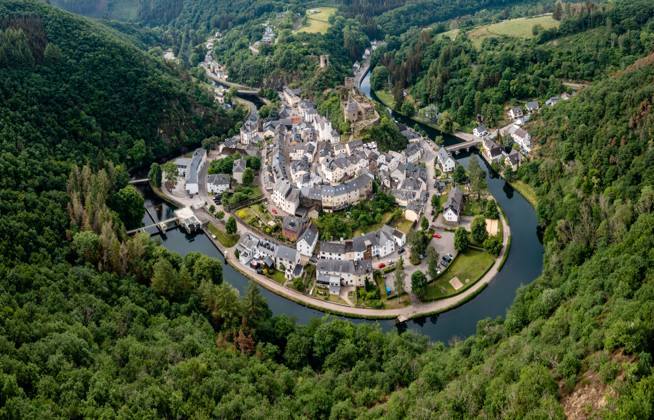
[
  {"left": 468, "top": 158, "right": 487, "bottom": 199},
  {"left": 128, "top": 139, "right": 147, "bottom": 166},
  {"left": 395, "top": 257, "right": 405, "bottom": 295},
  {"left": 242, "top": 283, "right": 271, "bottom": 328},
  {"left": 242, "top": 167, "right": 254, "bottom": 186},
  {"left": 226, "top": 216, "right": 237, "bottom": 234},
  {"left": 438, "top": 111, "right": 455, "bottom": 133},
  {"left": 420, "top": 216, "right": 429, "bottom": 231},
  {"left": 151, "top": 257, "right": 179, "bottom": 299},
  {"left": 192, "top": 254, "right": 223, "bottom": 284},
  {"left": 483, "top": 236, "right": 502, "bottom": 256},
  {"left": 453, "top": 165, "right": 467, "bottom": 184},
  {"left": 148, "top": 162, "right": 162, "bottom": 188},
  {"left": 371, "top": 65, "right": 390, "bottom": 91},
  {"left": 484, "top": 200, "right": 500, "bottom": 219},
  {"left": 401, "top": 101, "right": 416, "bottom": 117},
  {"left": 454, "top": 227, "right": 469, "bottom": 252},
  {"left": 411, "top": 270, "right": 428, "bottom": 300},
  {"left": 72, "top": 231, "right": 100, "bottom": 265},
  {"left": 110, "top": 185, "right": 144, "bottom": 229},
  {"left": 471, "top": 216, "right": 488, "bottom": 244},
  {"left": 427, "top": 246, "right": 439, "bottom": 280},
  {"left": 162, "top": 161, "right": 178, "bottom": 186}
]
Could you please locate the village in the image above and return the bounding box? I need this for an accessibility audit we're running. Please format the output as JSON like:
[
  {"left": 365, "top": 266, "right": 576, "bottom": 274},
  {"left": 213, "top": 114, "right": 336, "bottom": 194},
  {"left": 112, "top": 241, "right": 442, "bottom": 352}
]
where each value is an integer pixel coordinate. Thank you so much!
[{"left": 146, "top": 31, "right": 580, "bottom": 314}]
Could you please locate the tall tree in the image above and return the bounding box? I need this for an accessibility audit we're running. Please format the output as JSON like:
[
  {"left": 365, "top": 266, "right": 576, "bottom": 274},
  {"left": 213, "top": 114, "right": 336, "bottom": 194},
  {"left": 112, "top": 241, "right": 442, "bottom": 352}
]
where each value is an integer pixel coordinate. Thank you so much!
[
  {"left": 454, "top": 227, "right": 469, "bottom": 252},
  {"left": 471, "top": 216, "right": 488, "bottom": 244},
  {"left": 395, "top": 256, "right": 405, "bottom": 295},
  {"left": 411, "top": 270, "right": 428, "bottom": 300}
]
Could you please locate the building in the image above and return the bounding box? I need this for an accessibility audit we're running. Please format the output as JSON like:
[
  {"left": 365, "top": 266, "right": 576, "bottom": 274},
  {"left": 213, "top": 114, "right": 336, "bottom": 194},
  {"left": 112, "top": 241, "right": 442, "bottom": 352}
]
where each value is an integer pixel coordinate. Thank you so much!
[
  {"left": 507, "top": 106, "right": 524, "bottom": 120},
  {"left": 282, "top": 87, "right": 301, "bottom": 107},
  {"left": 436, "top": 148, "right": 456, "bottom": 173},
  {"left": 481, "top": 137, "right": 504, "bottom": 164},
  {"left": 504, "top": 149, "right": 521, "bottom": 171},
  {"left": 297, "top": 225, "right": 318, "bottom": 257},
  {"left": 316, "top": 259, "right": 373, "bottom": 292},
  {"left": 318, "top": 225, "right": 405, "bottom": 262},
  {"left": 233, "top": 158, "right": 246, "bottom": 184},
  {"left": 207, "top": 173, "right": 231, "bottom": 195},
  {"left": 510, "top": 126, "right": 532, "bottom": 154},
  {"left": 344, "top": 96, "right": 359, "bottom": 122},
  {"left": 443, "top": 187, "right": 463, "bottom": 224},
  {"left": 185, "top": 148, "right": 207, "bottom": 195},
  {"left": 545, "top": 96, "right": 560, "bottom": 107},
  {"left": 473, "top": 124, "right": 489, "bottom": 138},
  {"left": 175, "top": 157, "right": 191, "bottom": 177},
  {"left": 405, "top": 143, "right": 422, "bottom": 163},
  {"left": 282, "top": 215, "right": 305, "bottom": 242},
  {"left": 525, "top": 101, "right": 540, "bottom": 113},
  {"left": 318, "top": 172, "right": 373, "bottom": 211},
  {"left": 272, "top": 179, "right": 300, "bottom": 215},
  {"left": 274, "top": 245, "right": 300, "bottom": 279}
]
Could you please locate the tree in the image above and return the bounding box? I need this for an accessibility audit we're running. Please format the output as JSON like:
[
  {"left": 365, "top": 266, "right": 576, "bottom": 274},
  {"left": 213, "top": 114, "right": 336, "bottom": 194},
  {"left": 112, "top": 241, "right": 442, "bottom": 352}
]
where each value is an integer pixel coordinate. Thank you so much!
[
  {"left": 411, "top": 270, "right": 428, "bottom": 300},
  {"left": 110, "top": 185, "right": 144, "bottom": 229},
  {"left": 484, "top": 236, "right": 502, "bottom": 256},
  {"left": 453, "top": 165, "right": 467, "bottom": 184},
  {"left": 371, "top": 65, "right": 390, "bottom": 91},
  {"left": 162, "top": 161, "right": 178, "bottom": 186},
  {"left": 409, "top": 230, "right": 428, "bottom": 265},
  {"left": 484, "top": 200, "right": 500, "bottom": 219},
  {"left": 72, "top": 231, "right": 100, "bottom": 265},
  {"left": 427, "top": 246, "right": 439, "bottom": 280},
  {"left": 128, "top": 139, "right": 147, "bottom": 166},
  {"left": 148, "top": 163, "right": 162, "bottom": 188},
  {"left": 401, "top": 101, "right": 416, "bottom": 117},
  {"left": 431, "top": 194, "right": 440, "bottom": 210},
  {"left": 438, "top": 111, "right": 454, "bottom": 133},
  {"left": 395, "top": 257, "right": 405, "bottom": 295},
  {"left": 242, "top": 283, "right": 271, "bottom": 328},
  {"left": 226, "top": 216, "right": 237, "bottom": 234},
  {"left": 151, "top": 257, "right": 179, "bottom": 299},
  {"left": 242, "top": 167, "right": 254, "bottom": 186},
  {"left": 454, "top": 227, "right": 469, "bottom": 252},
  {"left": 420, "top": 216, "right": 429, "bottom": 231},
  {"left": 192, "top": 254, "right": 223, "bottom": 284},
  {"left": 471, "top": 216, "right": 488, "bottom": 243},
  {"left": 468, "top": 158, "right": 487, "bottom": 199}
]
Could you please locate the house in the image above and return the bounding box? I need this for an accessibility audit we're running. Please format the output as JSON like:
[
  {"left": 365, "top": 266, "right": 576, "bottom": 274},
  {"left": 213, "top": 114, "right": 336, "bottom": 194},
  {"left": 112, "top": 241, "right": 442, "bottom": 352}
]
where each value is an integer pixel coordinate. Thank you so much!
[
  {"left": 545, "top": 96, "right": 560, "bottom": 107},
  {"left": 481, "top": 137, "right": 504, "bottom": 163},
  {"left": 274, "top": 244, "right": 300, "bottom": 278},
  {"left": 207, "top": 173, "right": 231, "bottom": 195},
  {"left": 504, "top": 149, "right": 521, "bottom": 171},
  {"left": 436, "top": 148, "right": 456, "bottom": 173},
  {"left": 561, "top": 92, "right": 572, "bottom": 101},
  {"left": 316, "top": 259, "right": 373, "bottom": 291},
  {"left": 318, "top": 225, "right": 405, "bottom": 262},
  {"left": 272, "top": 179, "right": 300, "bottom": 215},
  {"left": 507, "top": 106, "right": 524, "bottom": 120},
  {"left": 510, "top": 126, "right": 532, "bottom": 154},
  {"left": 282, "top": 87, "right": 301, "bottom": 107},
  {"left": 405, "top": 143, "right": 422, "bottom": 163},
  {"left": 344, "top": 96, "right": 359, "bottom": 122},
  {"left": 296, "top": 225, "right": 318, "bottom": 257},
  {"left": 282, "top": 215, "right": 305, "bottom": 242},
  {"left": 175, "top": 157, "right": 191, "bottom": 177},
  {"left": 443, "top": 187, "right": 463, "bottom": 224},
  {"left": 473, "top": 124, "right": 489, "bottom": 138},
  {"left": 233, "top": 158, "right": 246, "bottom": 184},
  {"left": 185, "top": 148, "right": 207, "bottom": 195},
  {"left": 525, "top": 101, "right": 539, "bottom": 113}
]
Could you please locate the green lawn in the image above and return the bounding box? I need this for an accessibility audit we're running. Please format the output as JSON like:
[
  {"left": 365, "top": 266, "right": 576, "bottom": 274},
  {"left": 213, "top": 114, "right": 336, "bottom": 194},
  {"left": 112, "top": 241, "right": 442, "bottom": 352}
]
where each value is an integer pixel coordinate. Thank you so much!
[
  {"left": 296, "top": 7, "right": 336, "bottom": 34},
  {"left": 374, "top": 90, "right": 395, "bottom": 109},
  {"left": 468, "top": 14, "right": 560, "bottom": 48},
  {"left": 353, "top": 211, "right": 395, "bottom": 237},
  {"left": 394, "top": 218, "right": 414, "bottom": 235},
  {"left": 267, "top": 270, "right": 286, "bottom": 284},
  {"left": 424, "top": 249, "right": 495, "bottom": 301},
  {"left": 207, "top": 223, "right": 239, "bottom": 248},
  {"left": 436, "top": 28, "right": 460, "bottom": 40},
  {"left": 510, "top": 180, "right": 538, "bottom": 207}
]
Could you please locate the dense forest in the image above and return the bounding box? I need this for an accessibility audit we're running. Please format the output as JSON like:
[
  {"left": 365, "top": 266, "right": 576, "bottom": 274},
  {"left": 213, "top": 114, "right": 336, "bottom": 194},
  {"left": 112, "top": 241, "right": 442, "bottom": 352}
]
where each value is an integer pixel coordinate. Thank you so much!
[
  {"left": 2, "top": 0, "right": 654, "bottom": 418},
  {"left": 373, "top": 0, "right": 654, "bottom": 127}
]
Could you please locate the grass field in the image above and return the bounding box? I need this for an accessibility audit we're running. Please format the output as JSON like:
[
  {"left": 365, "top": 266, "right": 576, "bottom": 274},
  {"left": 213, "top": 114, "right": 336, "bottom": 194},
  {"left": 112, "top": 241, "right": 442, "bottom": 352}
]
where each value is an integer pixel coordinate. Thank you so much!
[
  {"left": 207, "top": 223, "right": 239, "bottom": 248},
  {"left": 468, "top": 14, "right": 560, "bottom": 48},
  {"left": 510, "top": 180, "right": 538, "bottom": 207},
  {"left": 394, "top": 218, "right": 414, "bottom": 235},
  {"left": 296, "top": 7, "right": 336, "bottom": 34},
  {"left": 436, "top": 28, "right": 460, "bottom": 40},
  {"left": 374, "top": 90, "right": 395, "bottom": 109},
  {"left": 353, "top": 211, "right": 396, "bottom": 237},
  {"left": 424, "top": 249, "right": 495, "bottom": 301}
]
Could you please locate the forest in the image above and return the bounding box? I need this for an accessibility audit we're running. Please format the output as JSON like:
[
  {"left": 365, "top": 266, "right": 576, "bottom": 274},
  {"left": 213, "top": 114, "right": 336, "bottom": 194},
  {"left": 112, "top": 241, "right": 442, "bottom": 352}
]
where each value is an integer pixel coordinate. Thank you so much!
[
  {"left": 374, "top": 0, "right": 654, "bottom": 128},
  {"left": 2, "top": 0, "right": 654, "bottom": 418}
]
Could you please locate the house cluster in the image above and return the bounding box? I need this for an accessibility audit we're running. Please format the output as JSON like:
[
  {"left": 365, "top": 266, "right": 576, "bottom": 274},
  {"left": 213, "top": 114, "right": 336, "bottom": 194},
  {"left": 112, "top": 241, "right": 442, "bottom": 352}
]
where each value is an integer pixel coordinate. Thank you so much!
[
  {"left": 316, "top": 225, "right": 406, "bottom": 294},
  {"left": 236, "top": 232, "right": 304, "bottom": 280},
  {"left": 250, "top": 23, "right": 275, "bottom": 55}
]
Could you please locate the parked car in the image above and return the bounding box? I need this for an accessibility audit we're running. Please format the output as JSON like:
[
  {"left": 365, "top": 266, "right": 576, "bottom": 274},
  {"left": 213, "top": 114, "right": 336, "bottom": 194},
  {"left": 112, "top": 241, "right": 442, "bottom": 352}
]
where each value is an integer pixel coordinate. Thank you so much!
[
  {"left": 432, "top": 233, "right": 442, "bottom": 239},
  {"left": 378, "top": 263, "right": 386, "bottom": 269}
]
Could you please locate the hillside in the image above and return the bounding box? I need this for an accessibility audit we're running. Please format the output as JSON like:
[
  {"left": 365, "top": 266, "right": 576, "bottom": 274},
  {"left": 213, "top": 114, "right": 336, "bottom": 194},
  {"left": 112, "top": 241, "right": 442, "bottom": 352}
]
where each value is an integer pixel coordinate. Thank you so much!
[{"left": 1, "top": 0, "right": 654, "bottom": 418}]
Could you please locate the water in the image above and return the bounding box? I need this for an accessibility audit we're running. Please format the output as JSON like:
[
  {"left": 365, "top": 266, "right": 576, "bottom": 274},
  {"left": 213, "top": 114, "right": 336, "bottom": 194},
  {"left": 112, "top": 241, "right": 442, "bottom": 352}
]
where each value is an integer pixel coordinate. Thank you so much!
[{"left": 138, "top": 152, "right": 543, "bottom": 342}]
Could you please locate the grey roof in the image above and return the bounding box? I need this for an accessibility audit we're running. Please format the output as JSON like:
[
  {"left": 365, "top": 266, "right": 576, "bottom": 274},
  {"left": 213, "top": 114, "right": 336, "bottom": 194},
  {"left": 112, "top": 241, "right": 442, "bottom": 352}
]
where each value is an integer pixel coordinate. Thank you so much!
[
  {"left": 445, "top": 187, "right": 463, "bottom": 215},
  {"left": 175, "top": 157, "right": 191, "bottom": 167},
  {"left": 320, "top": 241, "right": 347, "bottom": 254},
  {"left": 405, "top": 142, "right": 422, "bottom": 157},
  {"left": 275, "top": 244, "right": 298, "bottom": 262},
  {"left": 317, "top": 259, "right": 372, "bottom": 276},
  {"left": 506, "top": 149, "right": 521, "bottom": 165},
  {"left": 233, "top": 158, "right": 246, "bottom": 174},
  {"left": 207, "top": 173, "right": 231, "bottom": 186},
  {"left": 186, "top": 148, "right": 206, "bottom": 184},
  {"left": 298, "top": 225, "right": 318, "bottom": 246},
  {"left": 526, "top": 101, "right": 539, "bottom": 111},
  {"left": 437, "top": 148, "right": 453, "bottom": 164},
  {"left": 282, "top": 215, "right": 304, "bottom": 233}
]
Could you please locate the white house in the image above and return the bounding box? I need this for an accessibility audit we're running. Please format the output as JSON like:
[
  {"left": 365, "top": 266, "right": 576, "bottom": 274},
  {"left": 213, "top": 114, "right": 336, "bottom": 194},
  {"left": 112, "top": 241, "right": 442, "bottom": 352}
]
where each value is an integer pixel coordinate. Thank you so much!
[
  {"left": 296, "top": 225, "right": 318, "bottom": 257},
  {"left": 185, "top": 148, "right": 207, "bottom": 195},
  {"left": 274, "top": 245, "right": 300, "bottom": 279},
  {"left": 473, "top": 124, "right": 488, "bottom": 138},
  {"left": 272, "top": 179, "right": 300, "bottom": 215},
  {"left": 443, "top": 187, "right": 463, "bottom": 224},
  {"left": 207, "top": 173, "right": 231, "bottom": 194},
  {"left": 175, "top": 157, "right": 191, "bottom": 177},
  {"left": 316, "top": 259, "right": 373, "bottom": 290},
  {"left": 510, "top": 126, "right": 532, "bottom": 154},
  {"left": 437, "top": 148, "right": 456, "bottom": 173},
  {"left": 525, "top": 101, "right": 539, "bottom": 113}
]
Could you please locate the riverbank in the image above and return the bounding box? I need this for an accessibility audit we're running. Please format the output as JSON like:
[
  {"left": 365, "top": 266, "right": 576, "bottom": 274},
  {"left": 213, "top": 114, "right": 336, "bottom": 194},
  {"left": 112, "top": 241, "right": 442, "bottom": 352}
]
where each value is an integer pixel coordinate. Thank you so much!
[{"left": 509, "top": 180, "right": 538, "bottom": 207}]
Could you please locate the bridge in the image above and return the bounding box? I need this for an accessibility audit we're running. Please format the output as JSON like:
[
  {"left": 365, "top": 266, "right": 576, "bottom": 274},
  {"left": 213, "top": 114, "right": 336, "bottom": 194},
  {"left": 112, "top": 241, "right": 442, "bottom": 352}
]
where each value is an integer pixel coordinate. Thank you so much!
[
  {"left": 126, "top": 216, "right": 177, "bottom": 236},
  {"left": 206, "top": 73, "right": 260, "bottom": 96},
  {"left": 445, "top": 138, "right": 482, "bottom": 154},
  {"left": 129, "top": 178, "right": 149, "bottom": 185}
]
